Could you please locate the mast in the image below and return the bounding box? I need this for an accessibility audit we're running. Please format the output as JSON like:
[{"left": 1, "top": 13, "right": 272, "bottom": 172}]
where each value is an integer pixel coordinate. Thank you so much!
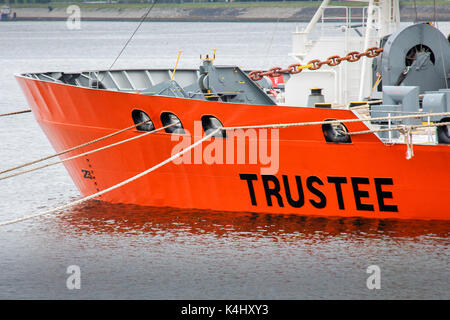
[
  {"left": 303, "top": 0, "right": 332, "bottom": 35},
  {"left": 358, "top": 0, "right": 401, "bottom": 100},
  {"left": 358, "top": 0, "right": 376, "bottom": 101}
]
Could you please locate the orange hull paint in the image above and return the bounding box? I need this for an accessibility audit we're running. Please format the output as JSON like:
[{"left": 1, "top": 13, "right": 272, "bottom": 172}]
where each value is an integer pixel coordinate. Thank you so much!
[{"left": 16, "top": 76, "right": 450, "bottom": 220}]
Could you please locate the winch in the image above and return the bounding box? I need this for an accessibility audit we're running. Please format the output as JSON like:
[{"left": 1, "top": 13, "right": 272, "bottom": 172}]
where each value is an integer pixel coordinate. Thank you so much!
[
  {"left": 376, "top": 22, "right": 450, "bottom": 92},
  {"left": 371, "top": 23, "right": 450, "bottom": 142}
]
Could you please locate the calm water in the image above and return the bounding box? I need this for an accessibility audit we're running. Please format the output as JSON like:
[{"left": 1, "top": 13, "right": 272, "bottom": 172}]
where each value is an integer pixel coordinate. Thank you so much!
[{"left": 0, "top": 21, "right": 449, "bottom": 299}]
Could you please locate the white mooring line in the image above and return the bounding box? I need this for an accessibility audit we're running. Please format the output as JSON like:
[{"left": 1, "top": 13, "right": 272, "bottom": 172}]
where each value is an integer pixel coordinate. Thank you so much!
[
  {"left": 0, "top": 128, "right": 220, "bottom": 227},
  {"left": 1, "top": 111, "right": 450, "bottom": 227}
]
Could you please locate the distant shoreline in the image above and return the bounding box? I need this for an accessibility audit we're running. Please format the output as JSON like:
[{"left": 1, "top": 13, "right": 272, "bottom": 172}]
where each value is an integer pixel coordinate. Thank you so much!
[{"left": 3, "top": 4, "right": 450, "bottom": 23}]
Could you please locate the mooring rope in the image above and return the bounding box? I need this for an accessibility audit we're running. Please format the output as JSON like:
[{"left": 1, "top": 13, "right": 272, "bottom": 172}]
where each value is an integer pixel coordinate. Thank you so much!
[
  {"left": 405, "top": 127, "right": 414, "bottom": 160},
  {"left": 0, "top": 128, "right": 220, "bottom": 227},
  {"left": 347, "top": 121, "right": 450, "bottom": 136},
  {"left": 223, "top": 111, "right": 450, "bottom": 131},
  {"left": 0, "top": 119, "right": 152, "bottom": 176},
  {"left": 347, "top": 121, "right": 450, "bottom": 160},
  {"left": 0, "top": 109, "right": 31, "bottom": 117},
  {"left": 2, "top": 111, "right": 450, "bottom": 178},
  {"left": 0, "top": 122, "right": 179, "bottom": 182},
  {"left": 2, "top": 110, "right": 450, "bottom": 227}
]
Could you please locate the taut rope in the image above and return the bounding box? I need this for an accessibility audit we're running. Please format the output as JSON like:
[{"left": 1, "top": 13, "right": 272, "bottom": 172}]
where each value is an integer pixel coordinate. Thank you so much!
[
  {"left": 2, "top": 111, "right": 450, "bottom": 227},
  {"left": 0, "top": 128, "right": 220, "bottom": 227},
  {"left": 0, "top": 109, "right": 31, "bottom": 117},
  {"left": 0, "top": 119, "right": 153, "bottom": 176},
  {"left": 0, "top": 122, "right": 179, "bottom": 181}
]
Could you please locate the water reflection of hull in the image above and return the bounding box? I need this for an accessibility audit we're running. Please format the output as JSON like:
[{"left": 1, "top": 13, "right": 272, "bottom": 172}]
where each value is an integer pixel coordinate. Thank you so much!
[{"left": 56, "top": 201, "right": 450, "bottom": 238}]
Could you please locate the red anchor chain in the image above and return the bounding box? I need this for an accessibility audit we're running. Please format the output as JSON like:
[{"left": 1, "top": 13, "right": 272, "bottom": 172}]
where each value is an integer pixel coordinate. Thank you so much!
[{"left": 248, "top": 47, "right": 384, "bottom": 81}]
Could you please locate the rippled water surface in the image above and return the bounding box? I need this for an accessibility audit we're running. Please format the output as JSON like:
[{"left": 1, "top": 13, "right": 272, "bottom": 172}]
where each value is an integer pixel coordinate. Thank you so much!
[{"left": 0, "top": 21, "right": 449, "bottom": 299}]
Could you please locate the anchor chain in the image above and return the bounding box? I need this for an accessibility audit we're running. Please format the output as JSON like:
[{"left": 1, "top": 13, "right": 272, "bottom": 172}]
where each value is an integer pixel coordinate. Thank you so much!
[{"left": 248, "top": 47, "right": 384, "bottom": 81}]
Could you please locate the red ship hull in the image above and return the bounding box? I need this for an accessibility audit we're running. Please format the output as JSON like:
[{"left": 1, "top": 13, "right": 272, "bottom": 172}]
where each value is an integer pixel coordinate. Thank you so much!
[{"left": 16, "top": 76, "right": 450, "bottom": 220}]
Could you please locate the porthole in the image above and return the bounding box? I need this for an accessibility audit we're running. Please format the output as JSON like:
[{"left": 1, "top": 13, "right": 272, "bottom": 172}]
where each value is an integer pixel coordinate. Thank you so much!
[
  {"left": 161, "top": 112, "right": 185, "bottom": 134},
  {"left": 437, "top": 117, "right": 450, "bottom": 144},
  {"left": 201, "top": 115, "right": 226, "bottom": 138},
  {"left": 131, "top": 109, "right": 155, "bottom": 132},
  {"left": 322, "top": 119, "right": 352, "bottom": 143}
]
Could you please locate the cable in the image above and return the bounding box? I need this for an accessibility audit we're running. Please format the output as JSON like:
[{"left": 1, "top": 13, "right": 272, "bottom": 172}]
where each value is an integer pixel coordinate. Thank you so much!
[
  {"left": 0, "top": 128, "right": 220, "bottom": 227},
  {"left": 0, "top": 119, "right": 152, "bottom": 176},
  {"left": 0, "top": 109, "right": 31, "bottom": 117},
  {"left": 106, "top": 0, "right": 159, "bottom": 73}
]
